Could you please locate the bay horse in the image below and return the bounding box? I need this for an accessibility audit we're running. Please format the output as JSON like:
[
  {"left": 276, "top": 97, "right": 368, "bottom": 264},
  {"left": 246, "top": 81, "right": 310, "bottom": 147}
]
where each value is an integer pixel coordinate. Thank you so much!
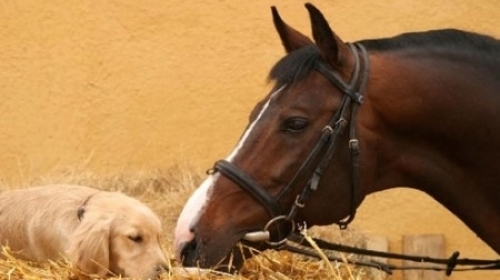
[{"left": 174, "top": 3, "right": 500, "bottom": 270}]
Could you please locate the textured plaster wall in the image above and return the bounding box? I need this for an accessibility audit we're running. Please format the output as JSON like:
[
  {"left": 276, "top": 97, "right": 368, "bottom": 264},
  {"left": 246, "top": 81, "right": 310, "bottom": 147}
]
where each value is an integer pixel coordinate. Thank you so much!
[{"left": 0, "top": 1, "right": 499, "bottom": 279}]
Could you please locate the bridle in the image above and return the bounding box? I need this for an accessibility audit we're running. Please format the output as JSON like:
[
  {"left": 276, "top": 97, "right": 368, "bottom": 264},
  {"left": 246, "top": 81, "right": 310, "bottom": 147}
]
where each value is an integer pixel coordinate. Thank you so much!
[
  {"left": 209, "top": 42, "right": 370, "bottom": 246},
  {"left": 210, "top": 43, "right": 369, "bottom": 245}
]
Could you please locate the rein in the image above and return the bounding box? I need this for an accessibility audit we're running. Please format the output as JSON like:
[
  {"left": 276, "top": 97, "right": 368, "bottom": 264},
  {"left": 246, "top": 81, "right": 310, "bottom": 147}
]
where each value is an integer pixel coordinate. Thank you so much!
[{"left": 279, "top": 232, "right": 500, "bottom": 275}]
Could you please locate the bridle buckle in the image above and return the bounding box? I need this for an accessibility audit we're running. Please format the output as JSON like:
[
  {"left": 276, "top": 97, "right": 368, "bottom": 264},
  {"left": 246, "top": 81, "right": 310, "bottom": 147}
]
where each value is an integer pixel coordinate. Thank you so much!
[
  {"left": 294, "top": 195, "right": 306, "bottom": 208},
  {"left": 349, "top": 139, "right": 359, "bottom": 151},
  {"left": 242, "top": 215, "right": 296, "bottom": 247}
]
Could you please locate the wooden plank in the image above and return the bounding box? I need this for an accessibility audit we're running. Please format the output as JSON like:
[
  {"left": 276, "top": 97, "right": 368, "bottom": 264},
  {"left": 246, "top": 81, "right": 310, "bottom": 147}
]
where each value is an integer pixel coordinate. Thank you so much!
[
  {"left": 365, "top": 235, "right": 389, "bottom": 280},
  {"left": 402, "top": 234, "right": 445, "bottom": 280}
]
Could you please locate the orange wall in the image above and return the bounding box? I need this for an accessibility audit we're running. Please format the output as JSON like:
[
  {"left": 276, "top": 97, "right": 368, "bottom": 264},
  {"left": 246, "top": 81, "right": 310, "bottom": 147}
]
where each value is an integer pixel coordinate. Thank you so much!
[{"left": 1, "top": 1, "right": 499, "bottom": 279}]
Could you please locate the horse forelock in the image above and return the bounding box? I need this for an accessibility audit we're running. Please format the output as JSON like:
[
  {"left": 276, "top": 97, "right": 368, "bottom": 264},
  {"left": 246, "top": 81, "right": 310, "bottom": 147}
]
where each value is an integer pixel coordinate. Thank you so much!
[{"left": 268, "top": 45, "right": 322, "bottom": 88}]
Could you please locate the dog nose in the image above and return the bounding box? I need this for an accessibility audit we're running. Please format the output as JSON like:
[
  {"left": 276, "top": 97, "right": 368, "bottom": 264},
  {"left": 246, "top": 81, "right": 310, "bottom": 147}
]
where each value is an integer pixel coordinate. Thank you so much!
[
  {"left": 156, "top": 262, "right": 169, "bottom": 273},
  {"left": 150, "top": 261, "right": 169, "bottom": 279}
]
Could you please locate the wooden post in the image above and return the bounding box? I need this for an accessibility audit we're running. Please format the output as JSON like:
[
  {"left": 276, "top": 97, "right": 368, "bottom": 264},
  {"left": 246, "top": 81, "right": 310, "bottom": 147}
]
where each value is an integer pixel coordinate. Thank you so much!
[
  {"left": 402, "top": 234, "right": 445, "bottom": 280},
  {"left": 365, "top": 235, "right": 389, "bottom": 280}
]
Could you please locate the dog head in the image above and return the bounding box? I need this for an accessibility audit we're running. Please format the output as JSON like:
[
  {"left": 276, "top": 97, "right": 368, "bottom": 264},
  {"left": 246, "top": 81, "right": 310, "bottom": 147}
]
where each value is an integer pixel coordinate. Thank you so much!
[{"left": 68, "top": 191, "right": 167, "bottom": 279}]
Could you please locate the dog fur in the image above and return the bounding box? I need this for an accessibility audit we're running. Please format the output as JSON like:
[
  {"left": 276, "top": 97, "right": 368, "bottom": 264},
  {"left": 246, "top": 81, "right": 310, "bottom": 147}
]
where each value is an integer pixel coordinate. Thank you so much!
[{"left": 0, "top": 185, "right": 167, "bottom": 279}]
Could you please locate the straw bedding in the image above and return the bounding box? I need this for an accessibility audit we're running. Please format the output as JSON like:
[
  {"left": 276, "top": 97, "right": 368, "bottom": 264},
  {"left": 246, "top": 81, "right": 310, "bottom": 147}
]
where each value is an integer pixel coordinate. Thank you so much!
[{"left": 0, "top": 165, "right": 369, "bottom": 280}]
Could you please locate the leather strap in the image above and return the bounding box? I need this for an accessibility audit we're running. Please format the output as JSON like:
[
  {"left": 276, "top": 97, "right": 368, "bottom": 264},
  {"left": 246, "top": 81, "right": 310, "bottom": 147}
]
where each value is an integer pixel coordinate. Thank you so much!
[{"left": 213, "top": 160, "right": 282, "bottom": 218}]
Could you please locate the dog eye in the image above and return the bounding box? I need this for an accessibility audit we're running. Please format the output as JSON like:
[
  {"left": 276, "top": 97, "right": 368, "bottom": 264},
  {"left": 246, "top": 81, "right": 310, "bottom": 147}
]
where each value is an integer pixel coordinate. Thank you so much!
[{"left": 128, "top": 235, "right": 143, "bottom": 243}]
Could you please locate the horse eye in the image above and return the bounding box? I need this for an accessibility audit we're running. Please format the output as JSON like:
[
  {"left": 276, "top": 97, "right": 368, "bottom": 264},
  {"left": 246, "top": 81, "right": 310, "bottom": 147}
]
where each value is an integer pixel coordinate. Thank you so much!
[
  {"left": 282, "top": 117, "right": 309, "bottom": 132},
  {"left": 128, "top": 235, "right": 143, "bottom": 243}
]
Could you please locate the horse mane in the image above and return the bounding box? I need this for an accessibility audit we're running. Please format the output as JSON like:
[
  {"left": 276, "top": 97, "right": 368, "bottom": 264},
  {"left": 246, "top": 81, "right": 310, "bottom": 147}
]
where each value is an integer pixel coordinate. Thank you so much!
[
  {"left": 268, "top": 29, "right": 500, "bottom": 87},
  {"left": 359, "top": 29, "right": 500, "bottom": 54}
]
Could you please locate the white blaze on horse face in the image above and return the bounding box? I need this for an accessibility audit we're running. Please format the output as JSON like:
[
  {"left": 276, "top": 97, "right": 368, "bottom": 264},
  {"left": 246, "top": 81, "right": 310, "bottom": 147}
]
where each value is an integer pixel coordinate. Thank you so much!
[
  {"left": 227, "top": 85, "right": 286, "bottom": 161},
  {"left": 173, "top": 175, "right": 215, "bottom": 257},
  {"left": 173, "top": 85, "right": 286, "bottom": 258}
]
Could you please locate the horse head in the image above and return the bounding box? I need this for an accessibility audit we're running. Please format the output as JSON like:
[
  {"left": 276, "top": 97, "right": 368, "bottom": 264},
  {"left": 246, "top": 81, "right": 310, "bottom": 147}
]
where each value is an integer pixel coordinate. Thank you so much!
[{"left": 174, "top": 3, "right": 372, "bottom": 270}]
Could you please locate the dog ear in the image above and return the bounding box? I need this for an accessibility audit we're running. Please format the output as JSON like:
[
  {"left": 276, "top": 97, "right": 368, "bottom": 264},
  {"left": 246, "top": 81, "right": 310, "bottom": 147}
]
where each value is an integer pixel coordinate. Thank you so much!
[{"left": 68, "top": 212, "right": 112, "bottom": 277}]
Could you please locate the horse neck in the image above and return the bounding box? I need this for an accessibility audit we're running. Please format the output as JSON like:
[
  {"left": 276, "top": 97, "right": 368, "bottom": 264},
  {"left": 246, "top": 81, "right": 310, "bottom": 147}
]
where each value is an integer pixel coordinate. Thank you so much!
[{"left": 358, "top": 51, "right": 500, "bottom": 251}]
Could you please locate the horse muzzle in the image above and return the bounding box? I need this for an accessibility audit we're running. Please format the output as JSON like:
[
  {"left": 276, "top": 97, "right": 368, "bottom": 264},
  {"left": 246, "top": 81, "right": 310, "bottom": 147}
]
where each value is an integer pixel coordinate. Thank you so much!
[{"left": 177, "top": 232, "right": 250, "bottom": 272}]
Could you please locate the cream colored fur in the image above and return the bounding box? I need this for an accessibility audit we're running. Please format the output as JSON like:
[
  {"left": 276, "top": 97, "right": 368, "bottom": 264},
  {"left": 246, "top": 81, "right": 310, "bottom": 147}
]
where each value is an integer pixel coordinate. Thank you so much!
[{"left": 0, "top": 185, "right": 167, "bottom": 279}]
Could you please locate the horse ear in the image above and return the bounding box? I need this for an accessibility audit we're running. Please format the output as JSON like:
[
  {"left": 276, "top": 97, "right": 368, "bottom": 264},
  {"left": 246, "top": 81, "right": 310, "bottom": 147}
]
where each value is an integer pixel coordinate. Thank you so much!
[
  {"left": 305, "top": 3, "right": 349, "bottom": 67},
  {"left": 271, "top": 6, "right": 313, "bottom": 53}
]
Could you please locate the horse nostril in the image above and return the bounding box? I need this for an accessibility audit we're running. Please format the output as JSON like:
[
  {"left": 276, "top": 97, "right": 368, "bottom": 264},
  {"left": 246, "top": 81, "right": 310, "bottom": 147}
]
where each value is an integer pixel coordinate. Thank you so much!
[
  {"left": 180, "top": 239, "right": 196, "bottom": 257},
  {"left": 179, "top": 239, "right": 198, "bottom": 266}
]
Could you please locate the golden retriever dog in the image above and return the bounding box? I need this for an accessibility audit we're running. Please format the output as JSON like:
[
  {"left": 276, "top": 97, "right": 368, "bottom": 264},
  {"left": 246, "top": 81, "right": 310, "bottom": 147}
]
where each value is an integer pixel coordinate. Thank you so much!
[{"left": 0, "top": 185, "right": 167, "bottom": 279}]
